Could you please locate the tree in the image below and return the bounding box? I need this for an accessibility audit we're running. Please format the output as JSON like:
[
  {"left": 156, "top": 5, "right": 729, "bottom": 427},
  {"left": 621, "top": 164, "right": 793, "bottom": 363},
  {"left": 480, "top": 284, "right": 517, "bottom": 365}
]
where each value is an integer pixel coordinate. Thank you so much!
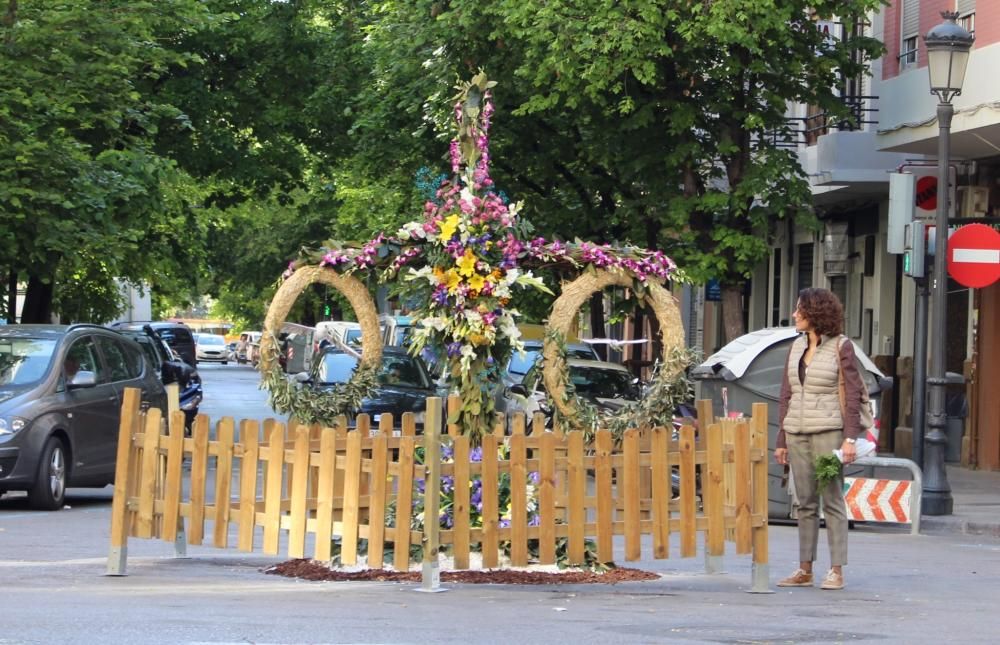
[
  {"left": 351, "top": 0, "right": 885, "bottom": 341},
  {"left": 0, "top": 0, "right": 212, "bottom": 322}
]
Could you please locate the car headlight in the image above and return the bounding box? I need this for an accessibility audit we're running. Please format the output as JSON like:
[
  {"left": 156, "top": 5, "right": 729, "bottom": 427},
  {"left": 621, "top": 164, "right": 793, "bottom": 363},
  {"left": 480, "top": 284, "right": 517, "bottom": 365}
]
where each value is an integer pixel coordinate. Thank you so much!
[{"left": 0, "top": 416, "right": 28, "bottom": 435}]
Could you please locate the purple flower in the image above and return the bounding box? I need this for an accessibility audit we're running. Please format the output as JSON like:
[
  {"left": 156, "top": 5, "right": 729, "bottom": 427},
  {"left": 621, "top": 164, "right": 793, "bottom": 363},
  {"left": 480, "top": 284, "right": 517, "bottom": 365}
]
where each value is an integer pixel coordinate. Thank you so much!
[
  {"left": 440, "top": 511, "right": 454, "bottom": 529},
  {"left": 446, "top": 342, "right": 463, "bottom": 358},
  {"left": 470, "top": 446, "right": 483, "bottom": 462}
]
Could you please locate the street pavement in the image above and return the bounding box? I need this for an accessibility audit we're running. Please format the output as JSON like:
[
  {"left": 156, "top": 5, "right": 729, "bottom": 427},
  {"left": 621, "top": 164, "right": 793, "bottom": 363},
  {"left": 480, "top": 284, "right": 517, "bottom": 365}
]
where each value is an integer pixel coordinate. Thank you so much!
[{"left": 2, "top": 363, "right": 999, "bottom": 644}]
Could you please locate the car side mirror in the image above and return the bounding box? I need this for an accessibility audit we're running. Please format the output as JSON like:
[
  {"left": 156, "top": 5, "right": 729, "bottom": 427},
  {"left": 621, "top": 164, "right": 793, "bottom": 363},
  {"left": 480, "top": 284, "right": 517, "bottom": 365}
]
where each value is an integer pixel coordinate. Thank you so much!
[{"left": 68, "top": 371, "right": 97, "bottom": 389}]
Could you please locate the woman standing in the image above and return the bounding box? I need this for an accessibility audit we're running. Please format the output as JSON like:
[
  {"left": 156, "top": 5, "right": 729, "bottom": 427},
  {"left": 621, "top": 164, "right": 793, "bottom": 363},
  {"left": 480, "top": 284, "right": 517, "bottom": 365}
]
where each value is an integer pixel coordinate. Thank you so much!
[{"left": 774, "top": 287, "right": 863, "bottom": 591}]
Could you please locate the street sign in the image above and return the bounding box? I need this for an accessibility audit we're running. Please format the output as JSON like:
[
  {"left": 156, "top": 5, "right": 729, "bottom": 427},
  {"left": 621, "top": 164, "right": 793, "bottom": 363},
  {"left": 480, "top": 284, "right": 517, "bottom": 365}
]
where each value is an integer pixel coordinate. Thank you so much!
[{"left": 946, "top": 223, "right": 1000, "bottom": 288}]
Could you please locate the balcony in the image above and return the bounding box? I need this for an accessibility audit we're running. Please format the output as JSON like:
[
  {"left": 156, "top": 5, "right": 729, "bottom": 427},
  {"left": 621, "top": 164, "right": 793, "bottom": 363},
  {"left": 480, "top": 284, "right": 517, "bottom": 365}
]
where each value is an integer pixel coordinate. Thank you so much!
[{"left": 766, "top": 95, "right": 879, "bottom": 149}]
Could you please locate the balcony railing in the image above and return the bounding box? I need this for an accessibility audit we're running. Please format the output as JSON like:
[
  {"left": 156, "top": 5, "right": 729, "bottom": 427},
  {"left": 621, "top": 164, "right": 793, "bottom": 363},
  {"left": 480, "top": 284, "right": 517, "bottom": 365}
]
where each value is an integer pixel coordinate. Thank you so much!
[{"left": 764, "top": 94, "right": 879, "bottom": 149}]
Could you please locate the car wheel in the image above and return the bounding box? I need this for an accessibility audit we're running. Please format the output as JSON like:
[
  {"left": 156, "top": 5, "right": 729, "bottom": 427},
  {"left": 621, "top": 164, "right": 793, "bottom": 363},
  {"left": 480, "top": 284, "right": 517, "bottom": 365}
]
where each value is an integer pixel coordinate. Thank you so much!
[
  {"left": 223, "top": 361, "right": 228, "bottom": 365},
  {"left": 27, "top": 437, "right": 67, "bottom": 511}
]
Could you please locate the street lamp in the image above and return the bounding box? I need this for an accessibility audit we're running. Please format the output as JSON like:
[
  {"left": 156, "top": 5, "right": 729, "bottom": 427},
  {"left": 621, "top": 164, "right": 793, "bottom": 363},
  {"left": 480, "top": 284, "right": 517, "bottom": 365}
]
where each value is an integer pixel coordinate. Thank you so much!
[{"left": 921, "top": 12, "right": 973, "bottom": 516}]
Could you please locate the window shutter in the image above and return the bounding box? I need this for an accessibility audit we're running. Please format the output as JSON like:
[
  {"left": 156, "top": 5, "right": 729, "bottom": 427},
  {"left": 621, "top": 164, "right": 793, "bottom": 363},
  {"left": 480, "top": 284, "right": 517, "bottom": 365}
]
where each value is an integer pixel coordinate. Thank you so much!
[
  {"left": 902, "top": 0, "right": 920, "bottom": 37},
  {"left": 956, "top": 0, "right": 975, "bottom": 17}
]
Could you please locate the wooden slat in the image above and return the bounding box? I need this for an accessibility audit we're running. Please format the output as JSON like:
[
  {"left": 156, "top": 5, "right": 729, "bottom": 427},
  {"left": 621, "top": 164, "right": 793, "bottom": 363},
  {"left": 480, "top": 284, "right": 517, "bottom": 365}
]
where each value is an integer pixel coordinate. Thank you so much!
[
  {"left": 567, "top": 431, "right": 586, "bottom": 565},
  {"left": 287, "top": 424, "right": 311, "bottom": 558},
  {"left": 187, "top": 415, "right": 210, "bottom": 545},
  {"left": 401, "top": 412, "right": 416, "bottom": 437},
  {"left": 367, "top": 432, "right": 389, "bottom": 568},
  {"left": 509, "top": 431, "right": 528, "bottom": 566},
  {"left": 538, "top": 431, "right": 556, "bottom": 564},
  {"left": 314, "top": 427, "right": 338, "bottom": 561},
  {"left": 650, "top": 426, "right": 670, "bottom": 559},
  {"left": 750, "top": 403, "right": 770, "bottom": 566},
  {"left": 237, "top": 420, "right": 260, "bottom": 552},
  {"left": 733, "top": 421, "right": 752, "bottom": 554},
  {"left": 481, "top": 434, "right": 499, "bottom": 568},
  {"left": 722, "top": 418, "right": 736, "bottom": 542},
  {"left": 212, "top": 417, "right": 235, "bottom": 548},
  {"left": 393, "top": 436, "right": 416, "bottom": 571},
  {"left": 452, "top": 435, "right": 471, "bottom": 569},
  {"left": 135, "top": 408, "right": 162, "bottom": 539},
  {"left": 109, "top": 389, "right": 142, "bottom": 553},
  {"left": 595, "top": 430, "right": 614, "bottom": 564},
  {"left": 623, "top": 428, "right": 641, "bottom": 561},
  {"left": 679, "top": 424, "right": 697, "bottom": 557},
  {"left": 705, "top": 422, "right": 725, "bottom": 557},
  {"left": 262, "top": 420, "right": 285, "bottom": 555},
  {"left": 447, "top": 395, "right": 460, "bottom": 437},
  {"left": 162, "top": 410, "right": 186, "bottom": 540},
  {"left": 340, "top": 430, "right": 363, "bottom": 565}
]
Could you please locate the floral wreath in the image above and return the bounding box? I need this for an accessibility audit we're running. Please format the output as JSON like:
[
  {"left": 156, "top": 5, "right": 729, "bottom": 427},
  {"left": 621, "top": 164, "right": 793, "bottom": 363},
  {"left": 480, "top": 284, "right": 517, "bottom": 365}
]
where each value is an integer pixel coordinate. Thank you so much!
[{"left": 262, "top": 73, "right": 688, "bottom": 440}]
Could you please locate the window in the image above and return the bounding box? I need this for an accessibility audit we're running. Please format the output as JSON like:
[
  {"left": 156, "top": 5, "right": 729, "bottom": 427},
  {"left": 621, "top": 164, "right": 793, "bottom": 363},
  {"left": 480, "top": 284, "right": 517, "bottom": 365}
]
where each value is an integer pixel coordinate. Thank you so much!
[
  {"left": 899, "top": 0, "right": 919, "bottom": 70},
  {"left": 97, "top": 336, "right": 132, "bottom": 382},
  {"left": 958, "top": 12, "right": 975, "bottom": 39},
  {"left": 900, "top": 36, "right": 917, "bottom": 68},
  {"left": 797, "top": 243, "right": 814, "bottom": 293},
  {"left": 65, "top": 337, "right": 104, "bottom": 385}
]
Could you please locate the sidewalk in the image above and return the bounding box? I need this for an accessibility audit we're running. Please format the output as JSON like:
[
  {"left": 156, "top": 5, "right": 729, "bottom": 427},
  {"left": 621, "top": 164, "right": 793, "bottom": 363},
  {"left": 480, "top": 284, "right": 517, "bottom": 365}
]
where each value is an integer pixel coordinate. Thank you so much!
[{"left": 918, "top": 464, "right": 1000, "bottom": 537}]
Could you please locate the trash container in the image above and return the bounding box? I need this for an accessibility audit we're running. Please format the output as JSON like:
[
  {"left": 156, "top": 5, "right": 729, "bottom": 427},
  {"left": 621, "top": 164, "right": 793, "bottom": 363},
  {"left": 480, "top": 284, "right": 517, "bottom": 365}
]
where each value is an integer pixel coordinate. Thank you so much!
[
  {"left": 945, "top": 372, "right": 967, "bottom": 463},
  {"left": 692, "top": 327, "right": 889, "bottom": 520}
]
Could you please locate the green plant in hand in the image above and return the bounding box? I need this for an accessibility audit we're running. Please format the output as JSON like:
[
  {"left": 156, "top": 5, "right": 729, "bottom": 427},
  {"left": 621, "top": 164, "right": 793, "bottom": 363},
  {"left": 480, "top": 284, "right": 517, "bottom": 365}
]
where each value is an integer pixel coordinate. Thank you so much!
[{"left": 815, "top": 454, "right": 843, "bottom": 488}]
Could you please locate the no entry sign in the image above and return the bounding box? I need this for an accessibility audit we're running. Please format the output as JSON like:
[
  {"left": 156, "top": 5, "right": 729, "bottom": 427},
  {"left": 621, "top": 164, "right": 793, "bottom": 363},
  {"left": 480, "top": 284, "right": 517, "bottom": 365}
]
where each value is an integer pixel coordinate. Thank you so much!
[{"left": 947, "top": 223, "right": 1000, "bottom": 288}]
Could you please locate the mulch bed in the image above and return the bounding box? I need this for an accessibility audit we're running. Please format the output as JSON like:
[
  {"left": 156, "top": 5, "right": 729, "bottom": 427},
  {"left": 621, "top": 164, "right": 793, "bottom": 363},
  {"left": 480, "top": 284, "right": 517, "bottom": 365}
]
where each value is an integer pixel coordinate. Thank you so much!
[{"left": 265, "top": 559, "right": 660, "bottom": 585}]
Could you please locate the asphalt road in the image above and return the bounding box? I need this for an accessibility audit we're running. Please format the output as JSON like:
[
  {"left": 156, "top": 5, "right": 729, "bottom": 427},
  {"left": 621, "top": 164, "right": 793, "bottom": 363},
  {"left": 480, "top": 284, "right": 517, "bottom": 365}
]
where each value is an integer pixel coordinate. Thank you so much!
[{"left": 3, "top": 364, "right": 1000, "bottom": 644}]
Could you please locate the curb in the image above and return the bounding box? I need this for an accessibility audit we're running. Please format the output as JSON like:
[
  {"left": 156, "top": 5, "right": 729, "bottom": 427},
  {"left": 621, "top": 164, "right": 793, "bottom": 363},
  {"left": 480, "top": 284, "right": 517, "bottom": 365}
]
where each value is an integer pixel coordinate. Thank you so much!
[{"left": 919, "top": 516, "right": 1000, "bottom": 538}]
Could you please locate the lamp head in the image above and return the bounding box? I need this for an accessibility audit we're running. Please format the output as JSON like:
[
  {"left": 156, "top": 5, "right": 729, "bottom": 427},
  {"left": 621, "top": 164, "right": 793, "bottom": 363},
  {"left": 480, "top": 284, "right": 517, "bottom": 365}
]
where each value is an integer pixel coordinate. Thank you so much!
[{"left": 924, "top": 11, "right": 975, "bottom": 103}]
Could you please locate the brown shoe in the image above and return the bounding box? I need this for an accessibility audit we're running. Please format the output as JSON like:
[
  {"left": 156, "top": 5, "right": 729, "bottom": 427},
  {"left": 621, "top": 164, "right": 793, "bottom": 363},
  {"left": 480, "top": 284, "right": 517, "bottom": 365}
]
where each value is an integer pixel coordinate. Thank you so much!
[
  {"left": 777, "top": 568, "right": 813, "bottom": 587},
  {"left": 820, "top": 569, "right": 844, "bottom": 590}
]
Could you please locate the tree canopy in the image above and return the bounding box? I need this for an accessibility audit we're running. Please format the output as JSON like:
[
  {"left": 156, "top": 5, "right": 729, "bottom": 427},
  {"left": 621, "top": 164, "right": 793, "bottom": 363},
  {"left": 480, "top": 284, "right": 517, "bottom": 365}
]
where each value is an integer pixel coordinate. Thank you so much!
[{"left": 1, "top": 0, "right": 885, "bottom": 335}]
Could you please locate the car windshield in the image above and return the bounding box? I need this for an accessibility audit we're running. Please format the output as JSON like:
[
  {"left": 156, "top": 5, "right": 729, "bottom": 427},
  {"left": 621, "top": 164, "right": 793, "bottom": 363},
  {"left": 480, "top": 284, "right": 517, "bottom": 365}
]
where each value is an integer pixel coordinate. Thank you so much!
[
  {"left": 199, "top": 335, "right": 224, "bottom": 346},
  {"left": 508, "top": 345, "right": 598, "bottom": 376},
  {"left": 316, "top": 352, "right": 430, "bottom": 388},
  {"left": 0, "top": 338, "right": 57, "bottom": 386},
  {"left": 569, "top": 366, "right": 637, "bottom": 400}
]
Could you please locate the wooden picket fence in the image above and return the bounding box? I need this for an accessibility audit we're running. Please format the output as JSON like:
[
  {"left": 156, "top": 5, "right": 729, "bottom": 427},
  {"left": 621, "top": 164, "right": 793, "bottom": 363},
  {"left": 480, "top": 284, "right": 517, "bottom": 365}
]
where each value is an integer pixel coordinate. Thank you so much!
[{"left": 107, "top": 388, "right": 770, "bottom": 590}]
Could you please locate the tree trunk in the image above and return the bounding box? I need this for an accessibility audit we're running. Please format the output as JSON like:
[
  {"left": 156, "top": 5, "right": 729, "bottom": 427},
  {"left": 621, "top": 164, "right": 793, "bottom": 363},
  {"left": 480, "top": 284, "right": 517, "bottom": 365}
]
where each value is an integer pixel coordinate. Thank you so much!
[
  {"left": 720, "top": 284, "right": 745, "bottom": 343},
  {"left": 20, "top": 272, "right": 55, "bottom": 323},
  {"left": 588, "top": 292, "right": 607, "bottom": 361},
  {"left": 6, "top": 269, "right": 16, "bottom": 324}
]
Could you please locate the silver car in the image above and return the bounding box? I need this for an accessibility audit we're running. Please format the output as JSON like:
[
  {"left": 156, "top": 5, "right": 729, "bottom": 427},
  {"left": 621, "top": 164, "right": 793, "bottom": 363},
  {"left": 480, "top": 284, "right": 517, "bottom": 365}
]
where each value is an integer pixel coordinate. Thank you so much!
[{"left": 0, "top": 324, "right": 167, "bottom": 510}]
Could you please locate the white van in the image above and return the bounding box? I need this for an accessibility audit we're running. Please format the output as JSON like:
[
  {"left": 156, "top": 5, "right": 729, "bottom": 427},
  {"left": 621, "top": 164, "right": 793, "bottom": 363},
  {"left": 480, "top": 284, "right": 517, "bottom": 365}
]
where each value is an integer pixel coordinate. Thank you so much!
[{"left": 314, "top": 321, "right": 363, "bottom": 351}]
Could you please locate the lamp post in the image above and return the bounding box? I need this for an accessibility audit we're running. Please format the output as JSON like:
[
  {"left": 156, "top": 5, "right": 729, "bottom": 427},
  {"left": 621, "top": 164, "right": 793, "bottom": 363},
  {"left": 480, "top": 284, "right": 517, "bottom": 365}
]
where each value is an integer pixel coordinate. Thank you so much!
[{"left": 921, "top": 12, "right": 973, "bottom": 516}]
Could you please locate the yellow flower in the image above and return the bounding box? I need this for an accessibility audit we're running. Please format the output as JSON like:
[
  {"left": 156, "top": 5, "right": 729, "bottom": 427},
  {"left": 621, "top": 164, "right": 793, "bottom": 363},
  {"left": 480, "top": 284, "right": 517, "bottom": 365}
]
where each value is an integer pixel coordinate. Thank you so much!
[
  {"left": 457, "top": 248, "right": 478, "bottom": 277},
  {"left": 445, "top": 269, "right": 462, "bottom": 293},
  {"left": 438, "top": 214, "right": 461, "bottom": 241},
  {"left": 468, "top": 273, "right": 486, "bottom": 292},
  {"left": 433, "top": 266, "right": 446, "bottom": 282}
]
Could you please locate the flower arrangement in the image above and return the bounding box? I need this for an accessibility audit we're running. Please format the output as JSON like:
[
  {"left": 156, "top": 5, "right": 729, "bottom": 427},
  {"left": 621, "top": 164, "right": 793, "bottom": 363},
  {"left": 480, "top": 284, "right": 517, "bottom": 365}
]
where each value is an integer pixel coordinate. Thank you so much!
[{"left": 269, "top": 72, "right": 685, "bottom": 441}]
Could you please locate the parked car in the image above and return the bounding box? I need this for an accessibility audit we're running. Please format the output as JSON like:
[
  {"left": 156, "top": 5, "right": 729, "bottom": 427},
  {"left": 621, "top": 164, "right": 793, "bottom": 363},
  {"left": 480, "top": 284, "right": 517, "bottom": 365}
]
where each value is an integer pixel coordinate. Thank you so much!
[
  {"left": 0, "top": 324, "right": 168, "bottom": 509},
  {"left": 307, "top": 347, "right": 440, "bottom": 429},
  {"left": 314, "top": 321, "right": 362, "bottom": 351},
  {"left": 111, "top": 321, "right": 198, "bottom": 367},
  {"left": 114, "top": 325, "right": 202, "bottom": 430},
  {"left": 504, "top": 340, "right": 601, "bottom": 386},
  {"left": 195, "top": 333, "right": 228, "bottom": 364},
  {"left": 501, "top": 357, "right": 641, "bottom": 420},
  {"left": 379, "top": 314, "right": 415, "bottom": 348}
]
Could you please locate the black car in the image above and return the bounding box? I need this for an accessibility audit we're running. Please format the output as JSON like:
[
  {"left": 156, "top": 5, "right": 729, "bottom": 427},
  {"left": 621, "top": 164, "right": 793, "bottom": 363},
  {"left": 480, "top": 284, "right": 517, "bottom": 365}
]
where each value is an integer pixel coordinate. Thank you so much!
[
  {"left": 0, "top": 324, "right": 168, "bottom": 509},
  {"left": 311, "top": 347, "right": 439, "bottom": 429},
  {"left": 111, "top": 321, "right": 197, "bottom": 367},
  {"left": 114, "top": 325, "right": 202, "bottom": 430}
]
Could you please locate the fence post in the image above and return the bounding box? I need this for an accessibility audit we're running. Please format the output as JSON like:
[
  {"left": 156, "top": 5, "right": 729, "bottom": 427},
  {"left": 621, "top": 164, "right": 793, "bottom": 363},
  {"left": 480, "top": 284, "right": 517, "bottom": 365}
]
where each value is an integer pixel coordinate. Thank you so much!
[
  {"left": 107, "top": 388, "right": 142, "bottom": 576},
  {"left": 748, "top": 402, "right": 773, "bottom": 594},
  {"left": 416, "top": 397, "right": 446, "bottom": 593}
]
